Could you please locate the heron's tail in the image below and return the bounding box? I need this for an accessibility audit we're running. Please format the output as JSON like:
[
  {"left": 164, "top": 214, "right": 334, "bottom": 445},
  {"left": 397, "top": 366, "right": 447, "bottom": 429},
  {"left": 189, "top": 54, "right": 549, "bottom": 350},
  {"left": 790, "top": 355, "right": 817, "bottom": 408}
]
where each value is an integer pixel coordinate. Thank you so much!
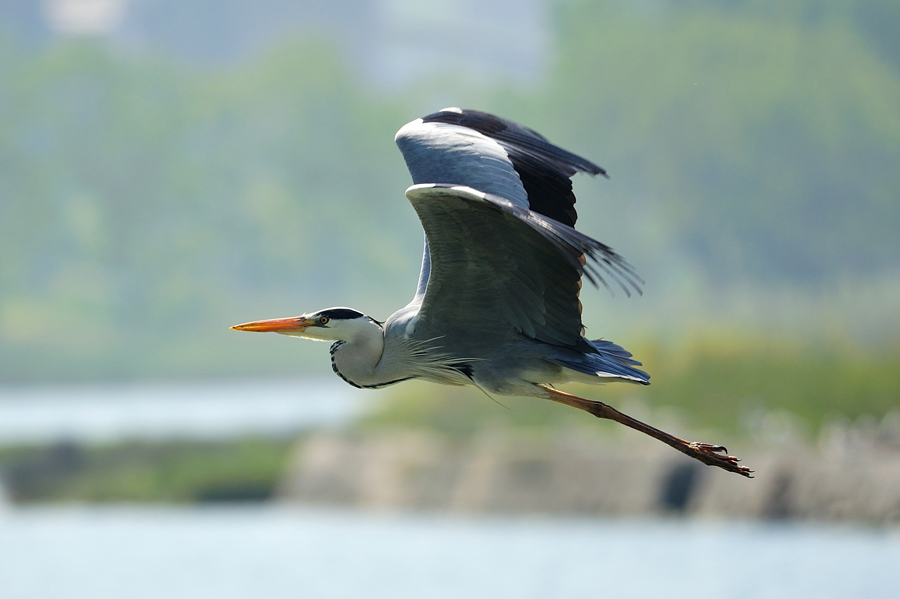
[{"left": 547, "top": 339, "right": 650, "bottom": 385}]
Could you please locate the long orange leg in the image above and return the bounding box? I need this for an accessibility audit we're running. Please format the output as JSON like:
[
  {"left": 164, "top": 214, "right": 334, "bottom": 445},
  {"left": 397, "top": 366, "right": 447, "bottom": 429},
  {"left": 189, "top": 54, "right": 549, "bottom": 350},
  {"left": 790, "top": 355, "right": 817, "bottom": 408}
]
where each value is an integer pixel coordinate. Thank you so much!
[{"left": 542, "top": 387, "right": 753, "bottom": 478}]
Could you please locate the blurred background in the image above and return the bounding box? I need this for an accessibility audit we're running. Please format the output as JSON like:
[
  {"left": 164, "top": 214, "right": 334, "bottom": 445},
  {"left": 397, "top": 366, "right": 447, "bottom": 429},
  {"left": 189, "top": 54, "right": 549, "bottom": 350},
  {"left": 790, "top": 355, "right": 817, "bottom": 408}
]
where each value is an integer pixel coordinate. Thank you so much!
[{"left": 0, "top": 0, "right": 899, "bottom": 597}]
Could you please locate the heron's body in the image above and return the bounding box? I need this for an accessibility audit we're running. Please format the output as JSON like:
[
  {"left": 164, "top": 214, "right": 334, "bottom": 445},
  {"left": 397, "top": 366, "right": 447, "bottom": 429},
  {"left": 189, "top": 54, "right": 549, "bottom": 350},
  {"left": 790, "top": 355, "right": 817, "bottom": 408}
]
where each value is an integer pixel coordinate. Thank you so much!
[{"left": 233, "top": 108, "right": 751, "bottom": 477}]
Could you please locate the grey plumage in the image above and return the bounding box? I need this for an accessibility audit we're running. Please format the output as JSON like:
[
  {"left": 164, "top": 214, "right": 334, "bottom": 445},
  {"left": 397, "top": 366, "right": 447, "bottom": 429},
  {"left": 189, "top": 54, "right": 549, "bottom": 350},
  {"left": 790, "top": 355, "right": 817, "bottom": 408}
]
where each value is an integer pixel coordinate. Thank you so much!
[
  {"left": 232, "top": 108, "right": 753, "bottom": 477},
  {"left": 416, "top": 108, "right": 607, "bottom": 226},
  {"left": 391, "top": 184, "right": 648, "bottom": 393}
]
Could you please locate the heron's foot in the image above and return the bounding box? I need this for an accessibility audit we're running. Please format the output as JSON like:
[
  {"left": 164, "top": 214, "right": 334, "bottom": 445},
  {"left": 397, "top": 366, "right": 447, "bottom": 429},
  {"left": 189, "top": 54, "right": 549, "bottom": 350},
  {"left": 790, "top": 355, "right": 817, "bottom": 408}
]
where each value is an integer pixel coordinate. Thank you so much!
[{"left": 683, "top": 441, "right": 754, "bottom": 478}]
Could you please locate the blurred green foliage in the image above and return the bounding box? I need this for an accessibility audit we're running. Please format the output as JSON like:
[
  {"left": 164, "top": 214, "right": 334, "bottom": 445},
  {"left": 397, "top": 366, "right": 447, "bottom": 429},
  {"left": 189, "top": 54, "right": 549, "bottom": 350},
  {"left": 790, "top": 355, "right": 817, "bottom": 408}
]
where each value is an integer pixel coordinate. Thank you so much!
[
  {"left": 361, "top": 335, "right": 900, "bottom": 437},
  {"left": 0, "top": 36, "right": 417, "bottom": 381},
  {"left": 542, "top": 0, "right": 900, "bottom": 285},
  {"left": 0, "top": 437, "right": 295, "bottom": 503},
  {"left": 0, "top": 0, "right": 898, "bottom": 390}
]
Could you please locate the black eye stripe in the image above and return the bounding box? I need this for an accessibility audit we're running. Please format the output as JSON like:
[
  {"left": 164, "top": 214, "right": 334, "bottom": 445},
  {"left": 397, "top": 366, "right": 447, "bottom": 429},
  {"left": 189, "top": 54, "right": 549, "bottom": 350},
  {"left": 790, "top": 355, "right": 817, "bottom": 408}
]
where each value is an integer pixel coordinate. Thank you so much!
[{"left": 318, "top": 308, "right": 365, "bottom": 320}]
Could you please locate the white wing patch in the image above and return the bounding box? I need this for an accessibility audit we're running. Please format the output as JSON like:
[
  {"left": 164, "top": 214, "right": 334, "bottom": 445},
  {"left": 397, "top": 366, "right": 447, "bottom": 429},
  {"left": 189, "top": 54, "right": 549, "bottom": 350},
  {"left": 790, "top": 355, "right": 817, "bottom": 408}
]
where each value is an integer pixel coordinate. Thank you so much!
[{"left": 395, "top": 119, "right": 530, "bottom": 210}]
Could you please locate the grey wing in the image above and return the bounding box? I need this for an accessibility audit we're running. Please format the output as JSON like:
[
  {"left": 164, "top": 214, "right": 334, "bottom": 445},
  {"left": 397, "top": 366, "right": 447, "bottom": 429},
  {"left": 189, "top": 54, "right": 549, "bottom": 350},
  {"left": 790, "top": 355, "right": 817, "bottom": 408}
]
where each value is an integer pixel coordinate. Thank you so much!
[
  {"left": 395, "top": 107, "right": 604, "bottom": 227},
  {"left": 395, "top": 114, "right": 531, "bottom": 210},
  {"left": 402, "top": 185, "right": 641, "bottom": 352},
  {"left": 396, "top": 115, "right": 529, "bottom": 306},
  {"left": 414, "top": 108, "right": 606, "bottom": 227},
  {"left": 395, "top": 108, "right": 626, "bottom": 305}
]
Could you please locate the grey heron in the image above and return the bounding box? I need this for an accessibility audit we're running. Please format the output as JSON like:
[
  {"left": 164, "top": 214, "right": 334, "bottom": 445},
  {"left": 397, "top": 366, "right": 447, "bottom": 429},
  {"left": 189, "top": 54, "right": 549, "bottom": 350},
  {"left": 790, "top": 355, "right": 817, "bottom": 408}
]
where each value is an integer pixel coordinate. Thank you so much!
[{"left": 232, "top": 108, "right": 752, "bottom": 477}]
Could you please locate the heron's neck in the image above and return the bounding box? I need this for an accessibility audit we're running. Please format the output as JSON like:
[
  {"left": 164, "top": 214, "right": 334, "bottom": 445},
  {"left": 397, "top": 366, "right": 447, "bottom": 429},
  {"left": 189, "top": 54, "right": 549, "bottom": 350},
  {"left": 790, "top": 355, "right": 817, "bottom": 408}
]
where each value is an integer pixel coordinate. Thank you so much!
[{"left": 329, "top": 320, "right": 391, "bottom": 389}]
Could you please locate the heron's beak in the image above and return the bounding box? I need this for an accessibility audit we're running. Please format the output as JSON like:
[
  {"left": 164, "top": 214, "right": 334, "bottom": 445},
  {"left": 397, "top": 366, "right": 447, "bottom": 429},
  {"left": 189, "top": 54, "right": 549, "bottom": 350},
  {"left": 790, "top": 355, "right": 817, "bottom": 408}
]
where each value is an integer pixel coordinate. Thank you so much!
[{"left": 230, "top": 316, "right": 314, "bottom": 334}]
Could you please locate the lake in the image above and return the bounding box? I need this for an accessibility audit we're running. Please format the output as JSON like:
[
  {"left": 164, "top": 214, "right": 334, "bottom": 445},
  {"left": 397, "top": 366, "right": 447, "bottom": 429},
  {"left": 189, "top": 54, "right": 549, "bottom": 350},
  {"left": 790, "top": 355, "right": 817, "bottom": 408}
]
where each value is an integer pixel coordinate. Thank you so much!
[
  {"left": 0, "top": 379, "right": 361, "bottom": 445},
  {"left": 0, "top": 505, "right": 897, "bottom": 599}
]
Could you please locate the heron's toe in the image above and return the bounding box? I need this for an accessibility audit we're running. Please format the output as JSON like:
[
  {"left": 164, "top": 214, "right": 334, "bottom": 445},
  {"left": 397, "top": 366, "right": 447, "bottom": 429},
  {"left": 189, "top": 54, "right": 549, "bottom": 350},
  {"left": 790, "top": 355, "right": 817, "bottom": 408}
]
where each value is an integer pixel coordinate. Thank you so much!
[{"left": 686, "top": 442, "right": 754, "bottom": 478}]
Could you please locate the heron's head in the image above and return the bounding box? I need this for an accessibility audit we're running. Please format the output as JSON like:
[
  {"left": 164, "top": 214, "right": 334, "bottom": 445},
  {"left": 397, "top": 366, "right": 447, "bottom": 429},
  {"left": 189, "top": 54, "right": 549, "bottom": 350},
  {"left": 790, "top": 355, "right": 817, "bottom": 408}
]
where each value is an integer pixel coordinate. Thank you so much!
[{"left": 230, "top": 307, "right": 380, "bottom": 342}]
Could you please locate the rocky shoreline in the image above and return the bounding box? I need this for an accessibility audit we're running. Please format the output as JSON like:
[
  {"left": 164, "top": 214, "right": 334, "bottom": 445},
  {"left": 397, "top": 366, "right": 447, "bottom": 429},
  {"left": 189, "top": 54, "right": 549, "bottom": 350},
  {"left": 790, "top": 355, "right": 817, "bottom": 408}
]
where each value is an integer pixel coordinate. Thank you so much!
[{"left": 278, "top": 426, "right": 900, "bottom": 524}]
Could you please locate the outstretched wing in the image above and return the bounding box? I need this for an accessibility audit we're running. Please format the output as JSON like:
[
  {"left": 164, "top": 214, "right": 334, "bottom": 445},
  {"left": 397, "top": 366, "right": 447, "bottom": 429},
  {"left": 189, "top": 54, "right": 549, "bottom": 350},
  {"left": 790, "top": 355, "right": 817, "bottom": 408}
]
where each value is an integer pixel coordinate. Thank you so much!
[
  {"left": 403, "top": 185, "right": 641, "bottom": 351},
  {"left": 395, "top": 107, "right": 604, "bottom": 227},
  {"left": 394, "top": 108, "right": 633, "bottom": 307}
]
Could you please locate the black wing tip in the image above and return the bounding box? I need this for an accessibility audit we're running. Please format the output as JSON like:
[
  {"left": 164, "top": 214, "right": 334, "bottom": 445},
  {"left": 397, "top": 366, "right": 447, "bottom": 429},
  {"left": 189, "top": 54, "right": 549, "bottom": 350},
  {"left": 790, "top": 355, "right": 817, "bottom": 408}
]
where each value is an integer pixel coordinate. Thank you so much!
[
  {"left": 421, "top": 108, "right": 605, "bottom": 175},
  {"left": 417, "top": 108, "right": 609, "bottom": 228}
]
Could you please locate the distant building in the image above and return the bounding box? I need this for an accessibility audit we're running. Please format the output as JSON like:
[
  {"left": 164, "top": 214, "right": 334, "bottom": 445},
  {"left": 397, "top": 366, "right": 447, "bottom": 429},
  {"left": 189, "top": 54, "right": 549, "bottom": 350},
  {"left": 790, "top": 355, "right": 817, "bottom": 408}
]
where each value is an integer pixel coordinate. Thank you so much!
[
  {"left": 0, "top": 0, "right": 549, "bottom": 87},
  {"left": 43, "top": 0, "right": 127, "bottom": 35}
]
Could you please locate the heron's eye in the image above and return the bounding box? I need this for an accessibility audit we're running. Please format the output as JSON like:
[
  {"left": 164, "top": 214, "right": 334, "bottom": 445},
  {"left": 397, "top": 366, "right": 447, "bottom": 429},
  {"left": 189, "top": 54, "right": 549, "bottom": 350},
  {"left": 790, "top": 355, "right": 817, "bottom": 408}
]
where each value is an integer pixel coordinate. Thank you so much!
[{"left": 319, "top": 316, "right": 329, "bottom": 325}]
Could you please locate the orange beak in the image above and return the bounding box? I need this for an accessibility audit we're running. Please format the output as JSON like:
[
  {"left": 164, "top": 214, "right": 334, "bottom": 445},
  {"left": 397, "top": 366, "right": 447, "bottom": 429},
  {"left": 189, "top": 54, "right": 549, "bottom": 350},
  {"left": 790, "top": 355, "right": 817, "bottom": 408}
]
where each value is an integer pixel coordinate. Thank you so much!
[{"left": 230, "top": 316, "right": 315, "bottom": 333}]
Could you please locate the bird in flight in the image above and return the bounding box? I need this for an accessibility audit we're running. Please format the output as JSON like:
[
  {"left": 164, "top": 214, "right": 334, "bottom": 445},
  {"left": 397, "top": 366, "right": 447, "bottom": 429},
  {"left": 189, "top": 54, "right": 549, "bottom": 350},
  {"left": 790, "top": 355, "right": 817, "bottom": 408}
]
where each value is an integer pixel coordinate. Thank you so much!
[{"left": 232, "top": 108, "right": 752, "bottom": 477}]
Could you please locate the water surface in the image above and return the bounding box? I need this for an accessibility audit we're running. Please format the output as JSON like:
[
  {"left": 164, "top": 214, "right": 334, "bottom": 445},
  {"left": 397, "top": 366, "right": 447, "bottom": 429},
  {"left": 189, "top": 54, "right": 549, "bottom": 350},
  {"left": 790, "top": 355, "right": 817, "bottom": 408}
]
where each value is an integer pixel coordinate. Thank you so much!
[
  {"left": 0, "top": 506, "right": 896, "bottom": 599},
  {"left": 0, "top": 380, "right": 359, "bottom": 445}
]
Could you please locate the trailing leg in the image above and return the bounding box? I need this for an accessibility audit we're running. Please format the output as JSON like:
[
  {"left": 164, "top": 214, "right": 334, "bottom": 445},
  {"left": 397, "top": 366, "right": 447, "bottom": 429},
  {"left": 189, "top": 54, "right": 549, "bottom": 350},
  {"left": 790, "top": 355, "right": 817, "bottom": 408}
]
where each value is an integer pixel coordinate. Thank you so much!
[{"left": 541, "top": 386, "right": 753, "bottom": 477}]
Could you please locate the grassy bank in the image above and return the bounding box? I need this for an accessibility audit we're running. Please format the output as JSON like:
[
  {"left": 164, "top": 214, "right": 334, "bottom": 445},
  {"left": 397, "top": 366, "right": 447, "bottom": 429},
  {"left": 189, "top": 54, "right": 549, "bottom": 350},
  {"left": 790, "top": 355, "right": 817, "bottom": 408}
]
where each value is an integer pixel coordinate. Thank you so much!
[{"left": 0, "top": 437, "right": 296, "bottom": 504}]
